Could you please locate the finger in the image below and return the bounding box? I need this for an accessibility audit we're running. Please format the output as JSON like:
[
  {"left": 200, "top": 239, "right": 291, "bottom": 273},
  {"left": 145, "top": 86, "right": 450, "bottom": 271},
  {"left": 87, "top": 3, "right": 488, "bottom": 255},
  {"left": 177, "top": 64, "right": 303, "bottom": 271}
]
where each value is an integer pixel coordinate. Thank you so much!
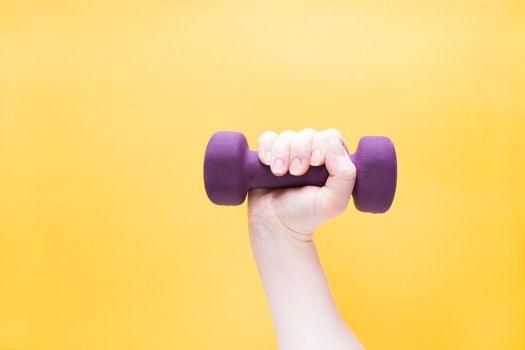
[
  {"left": 310, "top": 128, "right": 345, "bottom": 166},
  {"left": 270, "top": 130, "right": 295, "bottom": 176},
  {"left": 320, "top": 137, "right": 357, "bottom": 216},
  {"left": 289, "top": 128, "right": 316, "bottom": 176},
  {"left": 258, "top": 130, "right": 277, "bottom": 165}
]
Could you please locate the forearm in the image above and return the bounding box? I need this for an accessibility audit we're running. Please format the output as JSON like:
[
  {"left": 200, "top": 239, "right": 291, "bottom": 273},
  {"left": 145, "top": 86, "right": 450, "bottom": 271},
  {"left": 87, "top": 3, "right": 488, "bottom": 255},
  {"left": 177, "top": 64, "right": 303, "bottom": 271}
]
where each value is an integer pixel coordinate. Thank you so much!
[{"left": 249, "top": 221, "right": 364, "bottom": 350}]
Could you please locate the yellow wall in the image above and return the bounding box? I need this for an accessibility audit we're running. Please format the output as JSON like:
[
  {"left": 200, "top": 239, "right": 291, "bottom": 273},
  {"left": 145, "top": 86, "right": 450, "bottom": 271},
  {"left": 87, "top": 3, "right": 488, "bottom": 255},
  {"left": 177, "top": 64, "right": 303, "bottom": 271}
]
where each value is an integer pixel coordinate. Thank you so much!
[{"left": 0, "top": 1, "right": 523, "bottom": 349}]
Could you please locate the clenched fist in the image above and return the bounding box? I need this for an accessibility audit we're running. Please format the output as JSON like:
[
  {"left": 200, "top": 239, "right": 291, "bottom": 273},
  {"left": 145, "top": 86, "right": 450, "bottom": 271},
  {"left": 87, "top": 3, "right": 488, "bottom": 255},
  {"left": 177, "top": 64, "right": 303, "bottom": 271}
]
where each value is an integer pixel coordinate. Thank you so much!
[{"left": 248, "top": 128, "right": 356, "bottom": 241}]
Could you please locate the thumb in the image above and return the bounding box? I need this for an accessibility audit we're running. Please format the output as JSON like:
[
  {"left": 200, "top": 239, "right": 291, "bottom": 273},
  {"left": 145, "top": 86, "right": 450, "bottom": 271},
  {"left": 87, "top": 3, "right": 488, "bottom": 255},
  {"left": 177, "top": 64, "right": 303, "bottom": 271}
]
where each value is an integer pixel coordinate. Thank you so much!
[{"left": 320, "top": 137, "right": 357, "bottom": 216}]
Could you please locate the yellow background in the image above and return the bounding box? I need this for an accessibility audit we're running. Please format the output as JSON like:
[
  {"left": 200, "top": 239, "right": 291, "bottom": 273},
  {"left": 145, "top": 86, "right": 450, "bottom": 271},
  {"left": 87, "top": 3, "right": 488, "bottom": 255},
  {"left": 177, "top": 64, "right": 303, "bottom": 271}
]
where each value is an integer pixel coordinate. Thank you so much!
[{"left": 1, "top": 1, "right": 524, "bottom": 349}]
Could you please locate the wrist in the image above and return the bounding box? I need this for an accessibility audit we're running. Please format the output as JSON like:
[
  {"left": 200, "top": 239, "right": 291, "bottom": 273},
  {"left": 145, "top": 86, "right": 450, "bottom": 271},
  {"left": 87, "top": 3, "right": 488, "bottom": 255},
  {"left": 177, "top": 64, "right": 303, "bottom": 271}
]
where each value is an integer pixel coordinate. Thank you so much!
[{"left": 248, "top": 205, "right": 314, "bottom": 244}]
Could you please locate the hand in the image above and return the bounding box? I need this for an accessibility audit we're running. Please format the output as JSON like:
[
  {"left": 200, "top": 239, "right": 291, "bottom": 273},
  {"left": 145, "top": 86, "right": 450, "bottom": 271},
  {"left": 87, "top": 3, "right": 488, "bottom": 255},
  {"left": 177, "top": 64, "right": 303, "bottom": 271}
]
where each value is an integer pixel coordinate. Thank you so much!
[{"left": 248, "top": 128, "right": 357, "bottom": 241}]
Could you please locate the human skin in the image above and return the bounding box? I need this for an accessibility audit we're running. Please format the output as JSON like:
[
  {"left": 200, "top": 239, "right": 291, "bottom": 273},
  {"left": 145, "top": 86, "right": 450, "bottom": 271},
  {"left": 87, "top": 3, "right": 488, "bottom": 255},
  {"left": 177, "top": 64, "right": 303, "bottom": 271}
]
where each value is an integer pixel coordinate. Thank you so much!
[{"left": 248, "top": 128, "right": 365, "bottom": 350}]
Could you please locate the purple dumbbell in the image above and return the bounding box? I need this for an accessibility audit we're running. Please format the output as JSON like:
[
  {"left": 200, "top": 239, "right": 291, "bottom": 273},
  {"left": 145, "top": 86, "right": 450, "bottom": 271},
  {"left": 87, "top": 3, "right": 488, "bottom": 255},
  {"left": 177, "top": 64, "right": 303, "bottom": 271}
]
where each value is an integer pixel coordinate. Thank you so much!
[{"left": 203, "top": 131, "right": 397, "bottom": 213}]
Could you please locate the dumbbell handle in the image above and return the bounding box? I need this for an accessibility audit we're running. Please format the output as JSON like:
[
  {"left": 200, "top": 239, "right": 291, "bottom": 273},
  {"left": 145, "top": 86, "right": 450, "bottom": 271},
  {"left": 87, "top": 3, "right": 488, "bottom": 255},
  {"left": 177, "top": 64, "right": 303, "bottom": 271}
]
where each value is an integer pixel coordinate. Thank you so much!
[{"left": 245, "top": 151, "right": 354, "bottom": 189}]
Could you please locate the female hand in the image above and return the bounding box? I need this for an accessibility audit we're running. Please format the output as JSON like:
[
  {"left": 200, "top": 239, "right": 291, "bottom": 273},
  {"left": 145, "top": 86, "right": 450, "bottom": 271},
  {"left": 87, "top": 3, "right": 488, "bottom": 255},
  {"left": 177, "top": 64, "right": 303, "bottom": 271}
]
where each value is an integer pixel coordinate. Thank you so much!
[{"left": 248, "top": 128, "right": 357, "bottom": 241}]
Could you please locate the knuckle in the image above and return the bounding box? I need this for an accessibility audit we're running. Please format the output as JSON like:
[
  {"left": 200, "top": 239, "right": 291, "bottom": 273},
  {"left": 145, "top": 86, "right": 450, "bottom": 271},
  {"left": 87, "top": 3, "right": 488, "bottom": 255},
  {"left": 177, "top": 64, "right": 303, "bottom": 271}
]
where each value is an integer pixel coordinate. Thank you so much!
[
  {"left": 291, "top": 135, "right": 309, "bottom": 148},
  {"left": 312, "top": 132, "right": 324, "bottom": 146},
  {"left": 260, "top": 130, "right": 276, "bottom": 138},
  {"left": 299, "top": 127, "right": 316, "bottom": 135},
  {"left": 276, "top": 130, "right": 294, "bottom": 141},
  {"left": 321, "top": 128, "right": 342, "bottom": 139},
  {"left": 340, "top": 168, "right": 357, "bottom": 181},
  {"left": 259, "top": 130, "right": 276, "bottom": 143},
  {"left": 324, "top": 128, "right": 341, "bottom": 135}
]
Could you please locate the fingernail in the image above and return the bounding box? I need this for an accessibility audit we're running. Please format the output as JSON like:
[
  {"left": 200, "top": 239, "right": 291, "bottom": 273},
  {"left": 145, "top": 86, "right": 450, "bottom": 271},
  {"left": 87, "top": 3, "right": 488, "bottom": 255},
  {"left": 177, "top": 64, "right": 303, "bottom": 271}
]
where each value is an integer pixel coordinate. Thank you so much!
[
  {"left": 311, "top": 149, "right": 322, "bottom": 165},
  {"left": 290, "top": 158, "right": 302, "bottom": 175},
  {"left": 264, "top": 150, "right": 271, "bottom": 165},
  {"left": 330, "top": 138, "right": 346, "bottom": 156},
  {"left": 272, "top": 158, "right": 285, "bottom": 173}
]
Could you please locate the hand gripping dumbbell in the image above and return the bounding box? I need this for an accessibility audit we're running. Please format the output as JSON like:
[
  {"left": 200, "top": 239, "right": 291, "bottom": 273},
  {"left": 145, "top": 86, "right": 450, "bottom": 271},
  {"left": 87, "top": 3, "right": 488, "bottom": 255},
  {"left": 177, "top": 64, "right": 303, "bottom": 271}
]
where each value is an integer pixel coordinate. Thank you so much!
[{"left": 203, "top": 131, "right": 397, "bottom": 213}]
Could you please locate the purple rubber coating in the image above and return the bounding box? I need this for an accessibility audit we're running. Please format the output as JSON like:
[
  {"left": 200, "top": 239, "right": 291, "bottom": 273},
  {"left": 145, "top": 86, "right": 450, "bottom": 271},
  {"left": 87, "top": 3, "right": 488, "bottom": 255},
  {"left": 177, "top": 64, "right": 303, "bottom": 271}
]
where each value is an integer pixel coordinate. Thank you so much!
[{"left": 203, "top": 131, "right": 397, "bottom": 213}]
